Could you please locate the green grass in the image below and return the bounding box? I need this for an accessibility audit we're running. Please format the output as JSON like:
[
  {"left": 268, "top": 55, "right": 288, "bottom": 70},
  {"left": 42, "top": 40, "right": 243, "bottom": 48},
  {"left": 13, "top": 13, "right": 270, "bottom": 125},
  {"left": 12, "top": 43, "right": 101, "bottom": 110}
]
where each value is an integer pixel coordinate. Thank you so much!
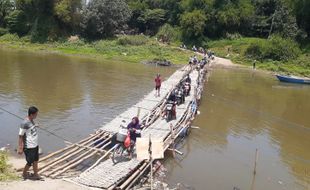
[
  {"left": 0, "top": 152, "right": 18, "bottom": 181},
  {"left": 208, "top": 37, "right": 310, "bottom": 76},
  {"left": 0, "top": 34, "right": 191, "bottom": 65}
]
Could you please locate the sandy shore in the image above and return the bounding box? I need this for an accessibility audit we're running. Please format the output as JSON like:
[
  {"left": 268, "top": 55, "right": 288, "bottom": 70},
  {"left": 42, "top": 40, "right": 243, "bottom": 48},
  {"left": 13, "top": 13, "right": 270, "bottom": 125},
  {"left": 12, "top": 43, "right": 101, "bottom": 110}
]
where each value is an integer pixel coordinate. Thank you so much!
[{"left": 212, "top": 56, "right": 237, "bottom": 67}]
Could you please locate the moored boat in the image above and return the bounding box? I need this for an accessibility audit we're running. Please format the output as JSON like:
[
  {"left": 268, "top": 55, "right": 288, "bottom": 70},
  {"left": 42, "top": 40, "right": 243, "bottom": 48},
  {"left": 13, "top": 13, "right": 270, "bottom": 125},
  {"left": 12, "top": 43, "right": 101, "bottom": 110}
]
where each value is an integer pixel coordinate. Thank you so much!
[{"left": 276, "top": 74, "right": 310, "bottom": 84}]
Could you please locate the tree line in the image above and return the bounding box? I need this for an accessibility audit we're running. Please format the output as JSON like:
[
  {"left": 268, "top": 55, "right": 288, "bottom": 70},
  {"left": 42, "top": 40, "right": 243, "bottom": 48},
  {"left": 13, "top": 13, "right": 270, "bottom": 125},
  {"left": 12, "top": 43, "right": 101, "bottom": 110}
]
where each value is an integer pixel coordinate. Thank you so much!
[{"left": 0, "top": 0, "right": 309, "bottom": 44}]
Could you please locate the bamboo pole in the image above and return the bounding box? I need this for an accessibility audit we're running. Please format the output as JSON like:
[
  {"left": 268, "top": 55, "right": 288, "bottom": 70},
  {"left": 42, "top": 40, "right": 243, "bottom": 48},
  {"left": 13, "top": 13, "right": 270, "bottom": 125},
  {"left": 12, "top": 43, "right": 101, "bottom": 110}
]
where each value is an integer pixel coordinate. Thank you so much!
[
  {"left": 16, "top": 131, "right": 106, "bottom": 172},
  {"left": 50, "top": 142, "right": 113, "bottom": 178},
  {"left": 70, "top": 143, "right": 107, "bottom": 154},
  {"left": 170, "top": 124, "right": 175, "bottom": 158},
  {"left": 84, "top": 145, "right": 116, "bottom": 173},
  {"left": 124, "top": 162, "right": 150, "bottom": 190},
  {"left": 38, "top": 133, "right": 108, "bottom": 173},
  {"left": 254, "top": 149, "right": 259, "bottom": 175},
  {"left": 119, "top": 162, "right": 149, "bottom": 190},
  {"left": 137, "top": 107, "right": 141, "bottom": 118},
  {"left": 39, "top": 130, "right": 104, "bottom": 162},
  {"left": 150, "top": 159, "right": 153, "bottom": 190},
  {"left": 47, "top": 140, "right": 112, "bottom": 178}
]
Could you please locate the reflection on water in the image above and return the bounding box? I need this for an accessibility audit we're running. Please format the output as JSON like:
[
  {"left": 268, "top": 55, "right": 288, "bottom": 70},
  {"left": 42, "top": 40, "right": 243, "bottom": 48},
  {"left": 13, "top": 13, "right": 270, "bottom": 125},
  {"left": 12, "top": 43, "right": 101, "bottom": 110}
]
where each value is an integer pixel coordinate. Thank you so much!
[
  {"left": 165, "top": 68, "right": 310, "bottom": 190},
  {"left": 0, "top": 47, "right": 175, "bottom": 153}
]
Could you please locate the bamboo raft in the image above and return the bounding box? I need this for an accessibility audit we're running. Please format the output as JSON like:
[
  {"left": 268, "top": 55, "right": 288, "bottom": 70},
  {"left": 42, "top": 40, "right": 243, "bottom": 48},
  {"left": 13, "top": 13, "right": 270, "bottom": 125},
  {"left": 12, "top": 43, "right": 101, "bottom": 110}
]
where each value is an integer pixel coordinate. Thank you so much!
[{"left": 20, "top": 62, "right": 210, "bottom": 189}]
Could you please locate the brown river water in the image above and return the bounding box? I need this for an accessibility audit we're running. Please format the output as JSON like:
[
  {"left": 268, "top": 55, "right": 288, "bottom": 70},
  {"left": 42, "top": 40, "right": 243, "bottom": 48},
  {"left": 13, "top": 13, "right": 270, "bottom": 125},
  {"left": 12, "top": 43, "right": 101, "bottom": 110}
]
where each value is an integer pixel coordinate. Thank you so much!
[{"left": 0, "top": 47, "right": 309, "bottom": 190}]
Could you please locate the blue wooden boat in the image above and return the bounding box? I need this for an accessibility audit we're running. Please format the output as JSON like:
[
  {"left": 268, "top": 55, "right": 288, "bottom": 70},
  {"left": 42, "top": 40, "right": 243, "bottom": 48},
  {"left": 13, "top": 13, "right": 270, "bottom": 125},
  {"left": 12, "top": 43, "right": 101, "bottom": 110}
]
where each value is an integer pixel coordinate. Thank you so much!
[{"left": 276, "top": 74, "right": 310, "bottom": 84}]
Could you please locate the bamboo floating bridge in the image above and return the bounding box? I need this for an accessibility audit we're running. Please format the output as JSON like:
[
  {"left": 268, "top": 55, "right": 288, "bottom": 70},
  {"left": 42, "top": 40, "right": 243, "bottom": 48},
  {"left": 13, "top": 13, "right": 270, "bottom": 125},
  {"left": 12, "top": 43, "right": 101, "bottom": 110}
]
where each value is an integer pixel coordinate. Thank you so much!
[{"left": 24, "top": 61, "right": 210, "bottom": 189}]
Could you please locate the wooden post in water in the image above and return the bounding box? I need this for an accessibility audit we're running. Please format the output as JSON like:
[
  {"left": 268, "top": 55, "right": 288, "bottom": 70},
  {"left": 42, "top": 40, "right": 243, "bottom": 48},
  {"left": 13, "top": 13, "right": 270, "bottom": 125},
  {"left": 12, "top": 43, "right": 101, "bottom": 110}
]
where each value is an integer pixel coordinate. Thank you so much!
[
  {"left": 253, "top": 149, "right": 258, "bottom": 175},
  {"left": 149, "top": 134, "right": 153, "bottom": 190},
  {"left": 170, "top": 124, "right": 175, "bottom": 158}
]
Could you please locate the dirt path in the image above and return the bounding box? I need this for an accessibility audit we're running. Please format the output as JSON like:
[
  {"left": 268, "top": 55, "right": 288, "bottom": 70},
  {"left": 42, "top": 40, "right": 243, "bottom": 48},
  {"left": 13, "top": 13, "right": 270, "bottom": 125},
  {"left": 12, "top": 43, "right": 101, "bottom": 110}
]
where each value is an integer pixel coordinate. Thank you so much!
[
  {"left": 0, "top": 178, "right": 87, "bottom": 190},
  {"left": 212, "top": 56, "right": 236, "bottom": 67},
  {"left": 180, "top": 47, "right": 239, "bottom": 67},
  {"left": 0, "top": 154, "right": 87, "bottom": 190}
]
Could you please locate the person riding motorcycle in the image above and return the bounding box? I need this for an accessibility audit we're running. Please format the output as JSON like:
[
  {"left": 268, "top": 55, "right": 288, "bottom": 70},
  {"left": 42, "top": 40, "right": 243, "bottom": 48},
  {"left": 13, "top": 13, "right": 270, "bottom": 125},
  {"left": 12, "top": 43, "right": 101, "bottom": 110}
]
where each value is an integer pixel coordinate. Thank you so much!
[
  {"left": 185, "top": 74, "right": 191, "bottom": 84},
  {"left": 175, "top": 87, "right": 184, "bottom": 105},
  {"left": 193, "top": 55, "right": 198, "bottom": 64},
  {"left": 183, "top": 75, "right": 191, "bottom": 96},
  {"left": 163, "top": 91, "right": 177, "bottom": 119},
  {"left": 127, "top": 117, "right": 141, "bottom": 143}
]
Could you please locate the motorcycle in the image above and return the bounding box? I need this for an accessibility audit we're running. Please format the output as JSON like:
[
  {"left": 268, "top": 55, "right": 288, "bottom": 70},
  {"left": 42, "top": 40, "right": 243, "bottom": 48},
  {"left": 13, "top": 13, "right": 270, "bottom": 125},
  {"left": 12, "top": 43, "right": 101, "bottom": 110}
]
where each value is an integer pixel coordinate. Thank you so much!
[
  {"left": 112, "top": 125, "right": 141, "bottom": 164},
  {"left": 175, "top": 88, "right": 184, "bottom": 105},
  {"left": 165, "top": 100, "right": 175, "bottom": 122},
  {"left": 184, "top": 82, "right": 191, "bottom": 96}
]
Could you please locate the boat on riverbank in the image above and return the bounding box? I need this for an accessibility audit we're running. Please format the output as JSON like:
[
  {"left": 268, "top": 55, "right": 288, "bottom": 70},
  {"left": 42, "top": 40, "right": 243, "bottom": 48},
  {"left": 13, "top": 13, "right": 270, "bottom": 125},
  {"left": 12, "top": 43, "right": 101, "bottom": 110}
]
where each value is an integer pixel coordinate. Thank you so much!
[{"left": 275, "top": 74, "right": 310, "bottom": 84}]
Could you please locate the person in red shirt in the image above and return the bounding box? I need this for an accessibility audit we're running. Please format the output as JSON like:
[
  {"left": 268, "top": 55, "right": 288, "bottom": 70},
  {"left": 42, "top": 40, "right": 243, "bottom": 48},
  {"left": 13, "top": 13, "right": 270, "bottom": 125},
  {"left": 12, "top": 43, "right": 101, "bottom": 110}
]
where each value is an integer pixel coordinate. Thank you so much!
[{"left": 155, "top": 74, "right": 161, "bottom": 97}]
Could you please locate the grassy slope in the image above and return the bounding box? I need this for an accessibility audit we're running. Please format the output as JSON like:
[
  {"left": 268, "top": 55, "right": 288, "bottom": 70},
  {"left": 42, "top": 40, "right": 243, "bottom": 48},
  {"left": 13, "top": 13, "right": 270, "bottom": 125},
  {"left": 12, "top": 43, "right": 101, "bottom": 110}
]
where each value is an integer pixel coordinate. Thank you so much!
[
  {"left": 208, "top": 37, "right": 310, "bottom": 76},
  {"left": 0, "top": 34, "right": 191, "bottom": 65}
]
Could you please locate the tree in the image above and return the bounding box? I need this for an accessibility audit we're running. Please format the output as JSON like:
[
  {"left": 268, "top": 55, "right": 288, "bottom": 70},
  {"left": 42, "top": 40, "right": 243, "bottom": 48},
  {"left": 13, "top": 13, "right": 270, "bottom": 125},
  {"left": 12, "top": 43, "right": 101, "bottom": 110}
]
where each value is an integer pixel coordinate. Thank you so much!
[
  {"left": 269, "top": 3, "right": 298, "bottom": 39},
  {"left": 0, "top": 0, "right": 15, "bottom": 27},
  {"left": 180, "top": 0, "right": 213, "bottom": 12},
  {"left": 180, "top": 10, "right": 207, "bottom": 39},
  {"left": 291, "top": 0, "right": 310, "bottom": 37},
  {"left": 155, "top": 0, "right": 181, "bottom": 24},
  {"left": 127, "top": 0, "right": 149, "bottom": 32},
  {"left": 157, "top": 23, "right": 180, "bottom": 43},
  {"left": 54, "top": 0, "right": 82, "bottom": 34},
  {"left": 215, "top": 0, "right": 254, "bottom": 36},
  {"left": 81, "top": 0, "right": 131, "bottom": 39},
  {"left": 137, "top": 8, "right": 166, "bottom": 34},
  {"left": 6, "top": 10, "right": 29, "bottom": 35},
  {"left": 13, "top": 0, "right": 56, "bottom": 41},
  {"left": 250, "top": 0, "right": 277, "bottom": 37}
]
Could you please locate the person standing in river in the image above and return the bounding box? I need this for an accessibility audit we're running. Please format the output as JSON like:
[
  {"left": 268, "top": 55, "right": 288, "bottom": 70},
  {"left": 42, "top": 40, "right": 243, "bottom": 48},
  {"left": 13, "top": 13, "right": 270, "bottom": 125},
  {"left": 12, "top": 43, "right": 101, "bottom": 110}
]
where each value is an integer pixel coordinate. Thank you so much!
[
  {"left": 18, "top": 106, "right": 42, "bottom": 180},
  {"left": 155, "top": 74, "right": 162, "bottom": 97}
]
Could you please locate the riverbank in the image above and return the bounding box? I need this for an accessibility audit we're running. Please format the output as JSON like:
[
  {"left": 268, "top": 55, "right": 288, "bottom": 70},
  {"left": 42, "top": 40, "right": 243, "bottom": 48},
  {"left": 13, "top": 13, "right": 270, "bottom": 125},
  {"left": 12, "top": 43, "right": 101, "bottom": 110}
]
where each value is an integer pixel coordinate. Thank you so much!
[
  {"left": 1, "top": 34, "right": 309, "bottom": 76},
  {"left": 0, "top": 151, "right": 18, "bottom": 182},
  {"left": 0, "top": 34, "right": 191, "bottom": 65},
  {"left": 208, "top": 37, "right": 310, "bottom": 77}
]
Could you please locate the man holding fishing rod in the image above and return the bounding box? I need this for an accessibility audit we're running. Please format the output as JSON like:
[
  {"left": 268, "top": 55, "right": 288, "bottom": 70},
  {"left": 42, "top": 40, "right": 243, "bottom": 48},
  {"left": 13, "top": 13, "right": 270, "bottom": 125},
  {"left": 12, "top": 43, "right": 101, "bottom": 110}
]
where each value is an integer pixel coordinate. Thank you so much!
[{"left": 18, "top": 106, "right": 43, "bottom": 180}]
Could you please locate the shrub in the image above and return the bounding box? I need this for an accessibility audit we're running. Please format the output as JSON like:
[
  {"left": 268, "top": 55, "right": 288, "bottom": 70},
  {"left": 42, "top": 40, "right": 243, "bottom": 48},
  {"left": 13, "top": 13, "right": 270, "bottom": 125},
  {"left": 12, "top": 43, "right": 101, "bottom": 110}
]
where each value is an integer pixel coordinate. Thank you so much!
[
  {"left": 20, "top": 35, "right": 31, "bottom": 43},
  {"left": 0, "top": 28, "right": 8, "bottom": 36},
  {"left": 0, "top": 152, "right": 17, "bottom": 181},
  {"left": 245, "top": 35, "right": 301, "bottom": 61},
  {"left": 266, "top": 35, "right": 301, "bottom": 61},
  {"left": 245, "top": 42, "right": 264, "bottom": 60},
  {"left": 0, "top": 33, "right": 19, "bottom": 41},
  {"left": 0, "top": 153, "right": 7, "bottom": 173},
  {"left": 156, "top": 24, "right": 181, "bottom": 43},
  {"left": 225, "top": 32, "right": 242, "bottom": 40},
  {"left": 117, "top": 35, "right": 148, "bottom": 46}
]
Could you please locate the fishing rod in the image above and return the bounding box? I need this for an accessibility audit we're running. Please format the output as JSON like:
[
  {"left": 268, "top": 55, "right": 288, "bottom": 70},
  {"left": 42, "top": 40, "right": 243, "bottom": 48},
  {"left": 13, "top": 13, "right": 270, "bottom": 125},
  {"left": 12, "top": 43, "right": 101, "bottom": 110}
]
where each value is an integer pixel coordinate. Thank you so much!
[{"left": 0, "top": 107, "right": 72, "bottom": 143}]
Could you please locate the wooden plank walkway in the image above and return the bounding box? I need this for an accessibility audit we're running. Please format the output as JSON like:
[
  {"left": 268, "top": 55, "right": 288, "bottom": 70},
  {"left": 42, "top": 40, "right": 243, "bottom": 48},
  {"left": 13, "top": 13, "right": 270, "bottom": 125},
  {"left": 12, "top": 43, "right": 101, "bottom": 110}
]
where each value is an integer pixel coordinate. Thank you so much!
[
  {"left": 99, "top": 66, "right": 191, "bottom": 134},
  {"left": 70, "top": 68, "right": 202, "bottom": 189},
  {"left": 29, "top": 61, "right": 210, "bottom": 189}
]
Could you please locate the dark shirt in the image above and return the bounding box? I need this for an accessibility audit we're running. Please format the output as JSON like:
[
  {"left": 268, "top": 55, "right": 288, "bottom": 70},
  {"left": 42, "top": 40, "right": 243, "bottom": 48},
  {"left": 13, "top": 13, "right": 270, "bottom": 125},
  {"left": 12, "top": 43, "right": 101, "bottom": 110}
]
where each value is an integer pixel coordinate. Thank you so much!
[
  {"left": 185, "top": 77, "right": 191, "bottom": 83},
  {"left": 168, "top": 93, "right": 176, "bottom": 102},
  {"left": 127, "top": 122, "right": 141, "bottom": 142}
]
